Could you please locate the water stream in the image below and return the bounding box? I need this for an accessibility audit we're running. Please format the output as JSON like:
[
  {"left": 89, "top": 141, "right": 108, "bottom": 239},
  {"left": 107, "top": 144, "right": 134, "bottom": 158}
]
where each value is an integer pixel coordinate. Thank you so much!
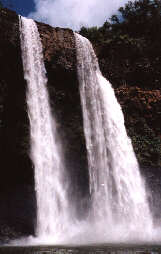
[
  {"left": 75, "top": 33, "right": 153, "bottom": 240},
  {"left": 19, "top": 16, "right": 70, "bottom": 240}
]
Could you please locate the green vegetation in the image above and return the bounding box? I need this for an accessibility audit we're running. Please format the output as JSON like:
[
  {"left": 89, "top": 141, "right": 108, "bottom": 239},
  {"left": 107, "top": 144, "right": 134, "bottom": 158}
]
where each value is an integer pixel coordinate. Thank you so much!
[
  {"left": 79, "top": 0, "right": 161, "bottom": 89},
  {"left": 128, "top": 124, "right": 161, "bottom": 166}
]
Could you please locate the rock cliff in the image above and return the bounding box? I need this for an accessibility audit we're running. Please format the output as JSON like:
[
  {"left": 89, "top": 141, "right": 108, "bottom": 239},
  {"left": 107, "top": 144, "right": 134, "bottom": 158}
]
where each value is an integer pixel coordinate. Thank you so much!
[
  {"left": 0, "top": 7, "right": 160, "bottom": 240},
  {"left": 96, "top": 44, "right": 161, "bottom": 169},
  {"left": 0, "top": 8, "right": 35, "bottom": 240}
]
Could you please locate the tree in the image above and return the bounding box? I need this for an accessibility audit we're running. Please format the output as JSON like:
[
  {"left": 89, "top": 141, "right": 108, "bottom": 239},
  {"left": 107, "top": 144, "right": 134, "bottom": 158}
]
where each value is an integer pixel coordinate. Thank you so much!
[
  {"left": 79, "top": 0, "right": 161, "bottom": 89},
  {"left": 117, "top": 0, "right": 161, "bottom": 37}
]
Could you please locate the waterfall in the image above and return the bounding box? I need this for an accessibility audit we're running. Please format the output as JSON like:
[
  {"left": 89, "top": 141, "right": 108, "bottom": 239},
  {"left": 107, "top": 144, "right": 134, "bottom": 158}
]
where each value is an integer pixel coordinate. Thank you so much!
[
  {"left": 18, "top": 15, "right": 153, "bottom": 243},
  {"left": 75, "top": 33, "right": 153, "bottom": 238},
  {"left": 19, "top": 17, "right": 69, "bottom": 239}
]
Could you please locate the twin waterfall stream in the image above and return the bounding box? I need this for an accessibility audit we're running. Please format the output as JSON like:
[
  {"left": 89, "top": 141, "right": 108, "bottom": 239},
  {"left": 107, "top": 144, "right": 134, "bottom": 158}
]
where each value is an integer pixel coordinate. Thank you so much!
[
  {"left": 19, "top": 17, "right": 70, "bottom": 240},
  {"left": 19, "top": 17, "right": 153, "bottom": 244}
]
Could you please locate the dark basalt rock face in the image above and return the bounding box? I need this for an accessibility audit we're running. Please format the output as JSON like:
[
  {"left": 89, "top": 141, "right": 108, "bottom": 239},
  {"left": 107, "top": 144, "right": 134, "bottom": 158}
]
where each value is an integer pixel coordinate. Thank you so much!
[{"left": 0, "top": 8, "right": 35, "bottom": 240}]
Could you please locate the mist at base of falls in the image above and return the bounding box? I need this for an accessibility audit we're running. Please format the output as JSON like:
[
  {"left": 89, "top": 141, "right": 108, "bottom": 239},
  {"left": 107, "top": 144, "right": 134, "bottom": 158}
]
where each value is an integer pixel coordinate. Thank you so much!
[
  {"left": 16, "top": 16, "right": 160, "bottom": 246},
  {"left": 9, "top": 225, "right": 161, "bottom": 247}
]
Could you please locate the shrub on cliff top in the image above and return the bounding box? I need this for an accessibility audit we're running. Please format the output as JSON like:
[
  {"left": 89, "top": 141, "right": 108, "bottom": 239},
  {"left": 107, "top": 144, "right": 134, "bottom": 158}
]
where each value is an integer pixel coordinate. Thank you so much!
[{"left": 79, "top": 0, "right": 161, "bottom": 89}]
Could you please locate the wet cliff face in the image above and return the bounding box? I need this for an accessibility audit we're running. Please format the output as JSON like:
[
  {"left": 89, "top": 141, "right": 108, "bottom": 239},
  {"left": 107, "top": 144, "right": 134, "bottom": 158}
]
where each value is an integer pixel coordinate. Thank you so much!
[{"left": 37, "top": 22, "right": 89, "bottom": 212}]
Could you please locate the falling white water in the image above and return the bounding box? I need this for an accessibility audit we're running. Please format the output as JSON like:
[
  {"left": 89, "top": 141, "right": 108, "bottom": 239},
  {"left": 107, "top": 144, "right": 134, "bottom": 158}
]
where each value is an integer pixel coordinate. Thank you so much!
[
  {"left": 18, "top": 15, "right": 153, "bottom": 244},
  {"left": 75, "top": 33, "right": 153, "bottom": 238},
  {"left": 19, "top": 16, "right": 70, "bottom": 240}
]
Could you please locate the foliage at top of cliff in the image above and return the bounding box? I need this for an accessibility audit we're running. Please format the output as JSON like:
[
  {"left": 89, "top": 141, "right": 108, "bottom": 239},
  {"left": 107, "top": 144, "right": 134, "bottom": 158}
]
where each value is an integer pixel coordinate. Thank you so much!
[{"left": 79, "top": 0, "right": 161, "bottom": 89}]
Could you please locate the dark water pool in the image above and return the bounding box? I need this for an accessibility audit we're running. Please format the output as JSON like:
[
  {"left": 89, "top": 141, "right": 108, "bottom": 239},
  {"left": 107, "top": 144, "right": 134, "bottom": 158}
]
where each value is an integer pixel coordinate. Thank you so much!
[{"left": 0, "top": 245, "right": 161, "bottom": 254}]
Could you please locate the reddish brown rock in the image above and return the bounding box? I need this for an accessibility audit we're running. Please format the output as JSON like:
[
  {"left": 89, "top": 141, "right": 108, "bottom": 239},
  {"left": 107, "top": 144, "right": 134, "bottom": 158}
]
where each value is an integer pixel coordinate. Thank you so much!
[{"left": 115, "top": 85, "right": 161, "bottom": 166}]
